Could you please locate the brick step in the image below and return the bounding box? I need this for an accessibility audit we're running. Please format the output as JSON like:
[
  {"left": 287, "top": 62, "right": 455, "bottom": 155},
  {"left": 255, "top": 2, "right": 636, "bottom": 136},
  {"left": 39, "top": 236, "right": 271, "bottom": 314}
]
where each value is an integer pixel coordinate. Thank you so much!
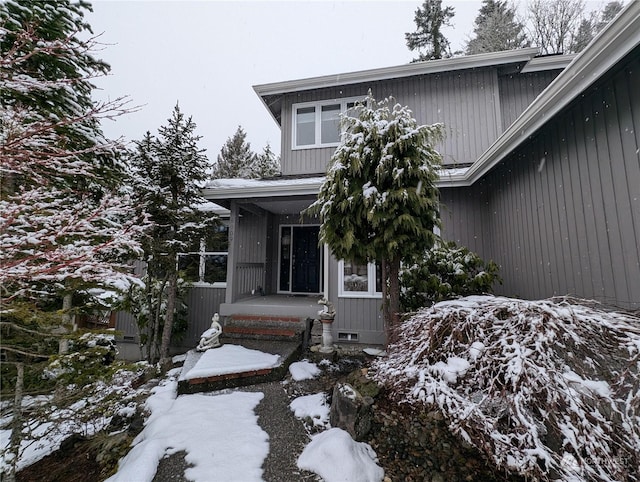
[{"left": 221, "top": 315, "right": 308, "bottom": 342}]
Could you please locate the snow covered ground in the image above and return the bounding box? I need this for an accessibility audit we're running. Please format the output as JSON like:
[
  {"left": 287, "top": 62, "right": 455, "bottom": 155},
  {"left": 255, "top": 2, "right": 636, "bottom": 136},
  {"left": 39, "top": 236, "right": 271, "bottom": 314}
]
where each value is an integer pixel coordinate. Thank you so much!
[
  {"left": 107, "top": 356, "right": 384, "bottom": 482},
  {"left": 2, "top": 347, "right": 384, "bottom": 481}
]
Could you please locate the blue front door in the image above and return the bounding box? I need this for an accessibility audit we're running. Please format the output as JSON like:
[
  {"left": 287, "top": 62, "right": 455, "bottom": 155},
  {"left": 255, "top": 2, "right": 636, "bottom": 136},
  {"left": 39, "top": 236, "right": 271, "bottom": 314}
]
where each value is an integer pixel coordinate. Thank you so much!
[{"left": 279, "top": 225, "right": 321, "bottom": 293}]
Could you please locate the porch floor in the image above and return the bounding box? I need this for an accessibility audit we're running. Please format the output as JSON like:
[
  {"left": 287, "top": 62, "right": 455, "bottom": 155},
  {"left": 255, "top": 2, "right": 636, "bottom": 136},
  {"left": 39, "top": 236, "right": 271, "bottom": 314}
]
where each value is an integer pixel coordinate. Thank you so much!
[{"left": 219, "top": 294, "right": 323, "bottom": 319}]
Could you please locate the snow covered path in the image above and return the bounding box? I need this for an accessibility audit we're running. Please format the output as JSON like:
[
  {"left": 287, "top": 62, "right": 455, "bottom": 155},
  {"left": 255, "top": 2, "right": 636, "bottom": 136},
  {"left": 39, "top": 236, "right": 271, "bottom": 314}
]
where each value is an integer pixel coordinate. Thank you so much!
[{"left": 107, "top": 358, "right": 384, "bottom": 482}]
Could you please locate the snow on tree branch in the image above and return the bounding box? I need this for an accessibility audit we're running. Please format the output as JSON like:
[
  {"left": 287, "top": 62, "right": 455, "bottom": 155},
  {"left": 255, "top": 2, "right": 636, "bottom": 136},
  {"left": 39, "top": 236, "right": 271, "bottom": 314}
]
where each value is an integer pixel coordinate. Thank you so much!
[
  {"left": 1, "top": 8, "right": 145, "bottom": 299},
  {"left": 372, "top": 296, "right": 640, "bottom": 481}
]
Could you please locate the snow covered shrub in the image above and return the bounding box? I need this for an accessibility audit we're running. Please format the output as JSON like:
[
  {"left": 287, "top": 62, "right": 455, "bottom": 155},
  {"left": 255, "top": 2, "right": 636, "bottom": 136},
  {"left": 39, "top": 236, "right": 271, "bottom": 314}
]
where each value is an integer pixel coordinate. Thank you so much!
[
  {"left": 43, "top": 333, "right": 118, "bottom": 385},
  {"left": 371, "top": 296, "right": 640, "bottom": 481},
  {"left": 400, "top": 241, "right": 501, "bottom": 311}
]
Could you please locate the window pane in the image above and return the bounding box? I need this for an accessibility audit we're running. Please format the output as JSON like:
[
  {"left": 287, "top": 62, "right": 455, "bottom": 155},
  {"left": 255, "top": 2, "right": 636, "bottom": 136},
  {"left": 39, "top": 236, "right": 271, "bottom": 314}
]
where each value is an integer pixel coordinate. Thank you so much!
[
  {"left": 321, "top": 104, "right": 340, "bottom": 144},
  {"left": 279, "top": 227, "right": 291, "bottom": 291},
  {"left": 203, "top": 255, "right": 227, "bottom": 283},
  {"left": 206, "top": 224, "right": 229, "bottom": 252},
  {"left": 296, "top": 106, "right": 315, "bottom": 146},
  {"left": 375, "top": 263, "right": 382, "bottom": 293},
  {"left": 343, "top": 262, "right": 368, "bottom": 292},
  {"left": 178, "top": 254, "right": 200, "bottom": 282}
]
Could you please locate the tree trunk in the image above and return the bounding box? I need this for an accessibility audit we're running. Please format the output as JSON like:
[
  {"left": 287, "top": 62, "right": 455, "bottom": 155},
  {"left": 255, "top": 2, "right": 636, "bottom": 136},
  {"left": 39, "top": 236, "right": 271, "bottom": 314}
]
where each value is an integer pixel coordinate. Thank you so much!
[
  {"left": 159, "top": 272, "right": 177, "bottom": 369},
  {"left": 381, "top": 259, "right": 391, "bottom": 343},
  {"left": 59, "top": 293, "right": 74, "bottom": 354},
  {"left": 149, "top": 275, "right": 168, "bottom": 364},
  {"left": 388, "top": 256, "right": 402, "bottom": 344},
  {"left": 7, "top": 362, "right": 24, "bottom": 482}
]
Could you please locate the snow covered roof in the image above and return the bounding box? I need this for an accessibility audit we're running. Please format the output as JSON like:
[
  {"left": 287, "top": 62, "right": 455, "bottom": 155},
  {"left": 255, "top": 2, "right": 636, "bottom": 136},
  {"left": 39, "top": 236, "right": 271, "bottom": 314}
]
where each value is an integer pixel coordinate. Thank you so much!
[
  {"left": 202, "top": 170, "right": 470, "bottom": 201},
  {"left": 202, "top": 176, "right": 325, "bottom": 199}
]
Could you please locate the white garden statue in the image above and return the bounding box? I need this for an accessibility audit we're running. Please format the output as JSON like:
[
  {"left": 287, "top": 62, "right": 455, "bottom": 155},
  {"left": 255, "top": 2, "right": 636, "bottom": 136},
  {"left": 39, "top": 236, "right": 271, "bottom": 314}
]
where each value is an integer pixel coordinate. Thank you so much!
[{"left": 196, "top": 313, "right": 223, "bottom": 351}]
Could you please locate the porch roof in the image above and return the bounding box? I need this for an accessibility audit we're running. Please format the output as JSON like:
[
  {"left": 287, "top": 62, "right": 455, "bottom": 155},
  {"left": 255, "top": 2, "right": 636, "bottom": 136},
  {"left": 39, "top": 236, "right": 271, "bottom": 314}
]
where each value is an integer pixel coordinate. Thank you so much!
[
  {"left": 202, "top": 176, "right": 325, "bottom": 200},
  {"left": 201, "top": 168, "right": 472, "bottom": 203}
]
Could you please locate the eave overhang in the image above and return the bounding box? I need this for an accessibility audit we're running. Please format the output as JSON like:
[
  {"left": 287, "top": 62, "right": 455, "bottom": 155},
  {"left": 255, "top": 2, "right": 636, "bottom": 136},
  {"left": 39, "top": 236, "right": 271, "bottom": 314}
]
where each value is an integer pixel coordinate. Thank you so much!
[
  {"left": 253, "top": 48, "right": 540, "bottom": 97},
  {"left": 238, "top": 2, "right": 638, "bottom": 196},
  {"left": 463, "top": 1, "right": 639, "bottom": 186}
]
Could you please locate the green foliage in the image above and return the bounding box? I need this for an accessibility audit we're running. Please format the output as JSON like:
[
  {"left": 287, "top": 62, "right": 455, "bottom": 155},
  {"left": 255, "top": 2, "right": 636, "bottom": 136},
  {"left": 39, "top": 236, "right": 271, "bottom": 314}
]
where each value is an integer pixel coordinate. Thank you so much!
[
  {"left": 405, "top": 0, "right": 455, "bottom": 61},
  {"left": 128, "top": 107, "right": 215, "bottom": 361},
  {"left": 211, "top": 125, "right": 255, "bottom": 179},
  {"left": 120, "top": 274, "right": 190, "bottom": 349},
  {"left": 400, "top": 241, "right": 502, "bottom": 311},
  {"left": 307, "top": 92, "right": 443, "bottom": 265},
  {"left": 0, "top": 0, "right": 124, "bottom": 192},
  {"left": 254, "top": 143, "right": 281, "bottom": 178},
  {"left": 43, "top": 332, "right": 118, "bottom": 387},
  {"left": 466, "top": 0, "right": 529, "bottom": 55}
]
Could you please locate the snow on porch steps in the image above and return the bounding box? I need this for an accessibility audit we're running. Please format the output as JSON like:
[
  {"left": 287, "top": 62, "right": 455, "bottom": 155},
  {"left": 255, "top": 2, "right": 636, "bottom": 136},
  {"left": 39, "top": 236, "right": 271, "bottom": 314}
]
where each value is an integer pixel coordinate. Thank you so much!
[{"left": 177, "top": 340, "right": 302, "bottom": 394}]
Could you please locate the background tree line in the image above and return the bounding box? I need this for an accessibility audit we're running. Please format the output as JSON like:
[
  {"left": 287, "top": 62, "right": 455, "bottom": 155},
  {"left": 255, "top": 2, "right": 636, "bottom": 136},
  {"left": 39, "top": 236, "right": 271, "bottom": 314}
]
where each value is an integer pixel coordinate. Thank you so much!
[{"left": 406, "top": 0, "right": 625, "bottom": 61}]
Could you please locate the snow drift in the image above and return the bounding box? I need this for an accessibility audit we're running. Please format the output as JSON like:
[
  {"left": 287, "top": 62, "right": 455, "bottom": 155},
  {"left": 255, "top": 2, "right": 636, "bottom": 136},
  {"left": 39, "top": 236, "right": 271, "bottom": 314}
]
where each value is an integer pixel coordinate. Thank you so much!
[{"left": 372, "top": 295, "right": 640, "bottom": 481}]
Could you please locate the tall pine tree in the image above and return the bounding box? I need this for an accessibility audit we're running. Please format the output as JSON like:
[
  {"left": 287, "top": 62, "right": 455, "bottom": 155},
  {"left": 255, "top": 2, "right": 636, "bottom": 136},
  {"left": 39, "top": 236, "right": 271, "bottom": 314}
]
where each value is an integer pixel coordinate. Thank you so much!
[
  {"left": 405, "top": 0, "right": 455, "bottom": 61},
  {"left": 254, "top": 143, "right": 281, "bottom": 178},
  {"left": 465, "top": 0, "right": 528, "bottom": 55},
  {"left": 1, "top": 1, "right": 144, "bottom": 477},
  {"left": 129, "top": 104, "right": 217, "bottom": 364},
  {"left": 211, "top": 126, "right": 256, "bottom": 179},
  {"left": 306, "top": 93, "right": 443, "bottom": 343}
]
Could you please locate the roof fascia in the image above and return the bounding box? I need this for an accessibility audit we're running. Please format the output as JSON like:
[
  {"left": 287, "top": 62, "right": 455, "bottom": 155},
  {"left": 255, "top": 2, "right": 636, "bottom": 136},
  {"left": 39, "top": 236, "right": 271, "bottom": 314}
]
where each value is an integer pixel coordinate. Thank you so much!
[
  {"left": 463, "top": 1, "right": 640, "bottom": 186},
  {"left": 520, "top": 54, "right": 576, "bottom": 73},
  {"left": 202, "top": 179, "right": 324, "bottom": 200},
  {"left": 253, "top": 48, "right": 540, "bottom": 97}
]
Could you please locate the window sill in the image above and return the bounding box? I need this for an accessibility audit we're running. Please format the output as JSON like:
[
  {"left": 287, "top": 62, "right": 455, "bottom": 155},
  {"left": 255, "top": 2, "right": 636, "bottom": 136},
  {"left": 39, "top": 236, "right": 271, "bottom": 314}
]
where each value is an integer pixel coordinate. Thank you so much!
[
  {"left": 338, "top": 293, "right": 382, "bottom": 299},
  {"left": 292, "top": 142, "right": 340, "bottom": 151}
]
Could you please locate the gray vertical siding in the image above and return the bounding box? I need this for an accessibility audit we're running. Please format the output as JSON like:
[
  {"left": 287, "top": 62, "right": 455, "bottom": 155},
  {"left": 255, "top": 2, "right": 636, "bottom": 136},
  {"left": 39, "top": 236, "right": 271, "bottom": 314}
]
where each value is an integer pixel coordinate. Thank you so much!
[
  {"left": 439, "top": 182, "right": 492, "bottom": 258},
  {"left": 327, "top": 256, "right": 385, "bottom": 345},
  {"left": 234, "top": 207, "right": 268, "bottom": 299},
  {"left": 477, "top": 53, "right": 640, "bottom": 308},
  {"left": 279, "top": 67, "right": 552, "bottom": 175},
  {"left": 173, "top": 287, "right": 226, "bottom": 351},
  {"left": 115, "top": 286, "right": 226, "bottom": 356},
  {"left": 498, "top": 70, "right": 562, "bottom": 129}
]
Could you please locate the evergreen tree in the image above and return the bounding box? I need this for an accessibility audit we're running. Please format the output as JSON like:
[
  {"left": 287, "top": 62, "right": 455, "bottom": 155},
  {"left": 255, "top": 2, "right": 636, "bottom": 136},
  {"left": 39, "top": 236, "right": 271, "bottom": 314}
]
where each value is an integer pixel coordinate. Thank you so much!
[
  {"left": 129, "top": 104, "right": 217, "bottom": 364},
  {"left": 0, "top": 2, "right": 144, "bottom": 478},
  {"left": 465, "top": 0, "right": 528, "bottom": 55},
  {"left": 211, "top": 126, "right": 256, "bottom": 179},
  {"left": 306, "top": 93, "right": 444, "bottom": 342},
  {"left": 572, "top": 1, "right": 625, "bottom": 52},
  {"left": 254, "top": 143, "right": 281, "bottom": 178},
  {"left": 526, "top": 0, "right": 624, "bottom": 54},
  {"left": 405, "top": 0, "right": 455, "bottom": 61},
  {"left": 596, "top": 1, "right": 624, "bottom": 30}
]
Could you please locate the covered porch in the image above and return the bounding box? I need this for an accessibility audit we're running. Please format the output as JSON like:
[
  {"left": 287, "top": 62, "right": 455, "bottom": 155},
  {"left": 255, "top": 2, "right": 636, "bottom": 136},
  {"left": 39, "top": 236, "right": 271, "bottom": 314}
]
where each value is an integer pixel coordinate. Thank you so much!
[
  {"left": 219, "top": 293, "right": 323, "bottom": 319},
  {"left": 203, "top": 177, "right": 328, "bottom": 312}
]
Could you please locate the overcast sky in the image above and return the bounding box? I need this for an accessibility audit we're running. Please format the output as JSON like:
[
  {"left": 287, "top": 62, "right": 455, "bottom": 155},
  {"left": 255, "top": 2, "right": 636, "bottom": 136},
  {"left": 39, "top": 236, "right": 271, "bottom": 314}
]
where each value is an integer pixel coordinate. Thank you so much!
[
  {"left": 86, "top": 0, "right": 602, "bottom": 162},
  {"left": 87, "top": 0, "right": 486, "bottom": 160}
]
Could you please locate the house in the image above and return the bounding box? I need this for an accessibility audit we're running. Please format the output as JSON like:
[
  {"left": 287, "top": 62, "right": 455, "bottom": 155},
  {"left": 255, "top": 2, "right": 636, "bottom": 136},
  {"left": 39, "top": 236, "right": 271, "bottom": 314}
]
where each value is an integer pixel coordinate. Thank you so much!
[{"left": 117, "top": 2, "right": 639, "bottom": 353}]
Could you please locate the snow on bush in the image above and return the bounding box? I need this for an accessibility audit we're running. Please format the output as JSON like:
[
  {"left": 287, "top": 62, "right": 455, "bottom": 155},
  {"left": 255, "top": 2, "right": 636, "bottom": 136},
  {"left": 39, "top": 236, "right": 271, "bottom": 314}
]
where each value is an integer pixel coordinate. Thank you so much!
[{"left": 372, "top": 296, "right": 640, "bottom": 481}]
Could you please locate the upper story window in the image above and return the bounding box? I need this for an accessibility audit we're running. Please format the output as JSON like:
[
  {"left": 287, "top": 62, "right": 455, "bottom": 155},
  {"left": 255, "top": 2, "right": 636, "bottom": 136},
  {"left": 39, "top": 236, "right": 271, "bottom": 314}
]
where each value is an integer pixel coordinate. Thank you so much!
[
  {"left": 292, "top": 98, "right": 361, "bottom": 150},
  {"left": 178, "top": 223, "right": 229, "bottom": 287}
]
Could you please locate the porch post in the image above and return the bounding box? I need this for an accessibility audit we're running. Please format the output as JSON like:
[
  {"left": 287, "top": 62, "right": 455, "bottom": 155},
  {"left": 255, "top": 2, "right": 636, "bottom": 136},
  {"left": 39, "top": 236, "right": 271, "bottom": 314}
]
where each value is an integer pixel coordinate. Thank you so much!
[
  {"left": 323, "top": 243, "right": 329, "bottom": 300},
  {"left": 225, "top": 200, "right": 240, "bottom": 304}
]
